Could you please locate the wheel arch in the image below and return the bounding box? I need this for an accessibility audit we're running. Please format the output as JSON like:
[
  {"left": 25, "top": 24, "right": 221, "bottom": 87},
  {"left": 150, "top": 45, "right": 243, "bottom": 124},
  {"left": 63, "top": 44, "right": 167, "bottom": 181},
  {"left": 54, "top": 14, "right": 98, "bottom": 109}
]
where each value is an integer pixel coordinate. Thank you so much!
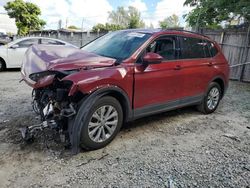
[
  {"left": 211, "top": 76, "right": 226, "bottom": 98},
  {"left": 70, "top": 85, "right": 133, "bottom": 154},
  {"left": 86, "top": 86, "right": 133, "bottom": 122},
  {"left": 0, "top": 56, "right": 6, "bottom": 69},
  {"left": 102, "top": 90, "right": 132, "bottom": 123}
]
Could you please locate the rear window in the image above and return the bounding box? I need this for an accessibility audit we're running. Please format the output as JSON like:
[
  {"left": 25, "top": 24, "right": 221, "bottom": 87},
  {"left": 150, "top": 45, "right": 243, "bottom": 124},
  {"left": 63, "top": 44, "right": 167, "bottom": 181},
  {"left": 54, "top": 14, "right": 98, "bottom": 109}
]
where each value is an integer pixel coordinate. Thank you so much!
[
  {"left": 42, "top": 39, "right": 65, "bottom": 45},
  {"left": 179, "top": 37, "right": 209, "bottom": 59},
  {"left": 18, "top": 39, "right": 39, "bottom": 48}
]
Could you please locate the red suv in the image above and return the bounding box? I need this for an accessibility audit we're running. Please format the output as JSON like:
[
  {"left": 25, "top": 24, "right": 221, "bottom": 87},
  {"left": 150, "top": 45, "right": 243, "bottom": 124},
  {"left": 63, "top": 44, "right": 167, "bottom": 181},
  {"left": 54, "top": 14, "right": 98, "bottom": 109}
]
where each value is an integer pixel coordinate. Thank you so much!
[{"left": 21, "top": 29, "right": 229, "bottom": 153}]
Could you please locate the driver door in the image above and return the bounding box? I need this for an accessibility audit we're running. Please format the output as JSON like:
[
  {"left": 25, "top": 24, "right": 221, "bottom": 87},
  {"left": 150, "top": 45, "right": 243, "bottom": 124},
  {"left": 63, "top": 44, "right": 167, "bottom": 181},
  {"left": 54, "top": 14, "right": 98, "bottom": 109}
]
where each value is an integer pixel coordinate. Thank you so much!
[
  {"left": 7, "top": 38, "right": 39, "bottom": 67},
  {"left": 134, "top": 35, "right": 183, "bottom": 117}
]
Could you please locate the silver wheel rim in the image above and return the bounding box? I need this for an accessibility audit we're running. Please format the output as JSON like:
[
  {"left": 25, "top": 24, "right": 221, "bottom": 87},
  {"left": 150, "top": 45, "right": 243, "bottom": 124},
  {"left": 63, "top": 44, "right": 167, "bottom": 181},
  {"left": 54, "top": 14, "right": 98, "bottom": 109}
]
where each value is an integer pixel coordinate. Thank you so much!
[
  {"left": 88, "top": 105, "right": 118, "bottom": 143},
  {"left": 207, "top": 87, "right": 220, "bottom": 110}
]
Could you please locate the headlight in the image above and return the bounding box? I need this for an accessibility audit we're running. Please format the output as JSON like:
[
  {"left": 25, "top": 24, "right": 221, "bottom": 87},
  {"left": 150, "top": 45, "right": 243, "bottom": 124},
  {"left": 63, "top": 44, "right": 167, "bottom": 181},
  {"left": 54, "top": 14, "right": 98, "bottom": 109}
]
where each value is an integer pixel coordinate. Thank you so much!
[
  {"left": 29, "top": 69, "right": 80, "bottom": 82},
  {"left": 29, "top": 71, "right": 56, "bottom": 82}
]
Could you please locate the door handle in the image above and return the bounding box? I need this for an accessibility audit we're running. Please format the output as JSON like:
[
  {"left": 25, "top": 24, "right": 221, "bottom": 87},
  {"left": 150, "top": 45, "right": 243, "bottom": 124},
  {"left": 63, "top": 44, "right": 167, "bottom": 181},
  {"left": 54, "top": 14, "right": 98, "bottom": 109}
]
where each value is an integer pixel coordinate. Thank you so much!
[
  {"left": 208, "top": 62, "right": 213, "bottom": 67},
  {"left": 174, "top": 65, "right": 181, "bottom": 70}
]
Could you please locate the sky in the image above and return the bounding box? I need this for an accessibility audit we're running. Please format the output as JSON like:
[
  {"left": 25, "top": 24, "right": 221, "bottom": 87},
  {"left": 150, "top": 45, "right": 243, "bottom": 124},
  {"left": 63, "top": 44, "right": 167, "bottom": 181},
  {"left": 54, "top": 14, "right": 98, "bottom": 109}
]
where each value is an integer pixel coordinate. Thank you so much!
[{"left": 0, "top": 0, "right": 193, "bottom": 30}]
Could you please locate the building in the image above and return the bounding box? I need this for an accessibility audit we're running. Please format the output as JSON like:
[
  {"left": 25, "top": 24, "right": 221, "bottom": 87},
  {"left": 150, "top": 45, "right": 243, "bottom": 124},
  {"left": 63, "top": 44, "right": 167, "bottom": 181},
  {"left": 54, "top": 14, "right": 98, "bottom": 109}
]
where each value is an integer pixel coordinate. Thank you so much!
[{"left": 0, "top": 13, "right": 17, "bottom": 34}]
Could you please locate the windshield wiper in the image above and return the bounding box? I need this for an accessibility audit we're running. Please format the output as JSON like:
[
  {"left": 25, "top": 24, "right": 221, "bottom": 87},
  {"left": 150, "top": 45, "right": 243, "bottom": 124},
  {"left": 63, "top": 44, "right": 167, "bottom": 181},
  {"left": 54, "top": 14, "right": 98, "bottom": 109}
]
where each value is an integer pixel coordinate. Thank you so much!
[{"left": 97, "top": 52, "right": 117, "bottom": 59}]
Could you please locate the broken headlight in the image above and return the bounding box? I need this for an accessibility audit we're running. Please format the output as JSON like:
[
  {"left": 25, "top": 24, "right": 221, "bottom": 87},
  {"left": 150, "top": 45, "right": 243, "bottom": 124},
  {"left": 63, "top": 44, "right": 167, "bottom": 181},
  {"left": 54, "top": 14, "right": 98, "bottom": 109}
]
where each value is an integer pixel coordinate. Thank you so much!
[
  {"left": 29, "top": 69, "right": 80, "bottom": 82},
  {"left": 29, "top": 71, "right": 57, "bottom": 82}
]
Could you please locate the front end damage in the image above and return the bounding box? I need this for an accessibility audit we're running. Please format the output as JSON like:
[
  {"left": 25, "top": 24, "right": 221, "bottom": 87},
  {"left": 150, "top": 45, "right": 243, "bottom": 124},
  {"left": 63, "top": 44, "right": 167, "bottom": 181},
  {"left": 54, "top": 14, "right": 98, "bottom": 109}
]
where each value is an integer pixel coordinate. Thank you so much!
[
  {"left": 20, "top": 45, "right": 116, "bottom": 153},
  {"left": 21, "top": 70, "right": 82, "bottom": 149}
]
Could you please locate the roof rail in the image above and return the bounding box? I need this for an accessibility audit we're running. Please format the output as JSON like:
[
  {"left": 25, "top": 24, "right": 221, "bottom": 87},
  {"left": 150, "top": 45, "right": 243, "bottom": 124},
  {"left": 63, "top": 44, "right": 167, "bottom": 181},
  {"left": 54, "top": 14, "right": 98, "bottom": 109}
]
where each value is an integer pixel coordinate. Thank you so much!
[{"left": 163, "top": 28, "right": 209, "bottom": 38}]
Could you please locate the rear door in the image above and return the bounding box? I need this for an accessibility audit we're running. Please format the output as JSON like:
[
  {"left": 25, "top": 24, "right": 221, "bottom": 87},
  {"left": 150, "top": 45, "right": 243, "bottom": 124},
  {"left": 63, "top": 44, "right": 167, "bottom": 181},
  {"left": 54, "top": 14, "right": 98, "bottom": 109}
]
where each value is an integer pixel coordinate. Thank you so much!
[
  {"left": 134, "top": 35, "right": 183, "bottom": 114},
  {"left": 177, "top": 36, "right": 213, "bottom": 98}
]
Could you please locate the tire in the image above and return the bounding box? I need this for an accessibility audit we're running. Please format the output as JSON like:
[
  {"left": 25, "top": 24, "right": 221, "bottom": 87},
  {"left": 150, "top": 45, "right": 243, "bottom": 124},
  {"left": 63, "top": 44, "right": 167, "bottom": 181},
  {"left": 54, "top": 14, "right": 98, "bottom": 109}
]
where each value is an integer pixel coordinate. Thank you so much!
[
  {"left": 77, "top": 96, "right": 123, "bottom": 150},
  {"left": 0, "top": 59, "right": 6, "bottom": 72},
  {"left": 197, "top": 82, "right": 222, "bottom": 114}
]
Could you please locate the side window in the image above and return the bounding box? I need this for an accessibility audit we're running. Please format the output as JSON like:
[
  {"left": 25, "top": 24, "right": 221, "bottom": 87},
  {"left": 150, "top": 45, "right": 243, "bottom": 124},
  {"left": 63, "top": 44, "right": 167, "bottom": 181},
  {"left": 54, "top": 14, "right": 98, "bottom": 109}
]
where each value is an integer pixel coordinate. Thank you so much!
[
  {"left": 179, "top": 37, "right": 208, "bottom": 59},
  {"left": 42, "top": 39, "right": 64, "bottom": 45},
  {"left": 202, "top": 39, "right": 212, "bottom": 58},
  {"left": 146, "top": 36, "right": 178, "bottom": 60},
  {"left": 17, "top": 39, "right": 39, "bottom": 48},
  {"left": 208, "top": 41, "right": 218, "bottom": 57}
]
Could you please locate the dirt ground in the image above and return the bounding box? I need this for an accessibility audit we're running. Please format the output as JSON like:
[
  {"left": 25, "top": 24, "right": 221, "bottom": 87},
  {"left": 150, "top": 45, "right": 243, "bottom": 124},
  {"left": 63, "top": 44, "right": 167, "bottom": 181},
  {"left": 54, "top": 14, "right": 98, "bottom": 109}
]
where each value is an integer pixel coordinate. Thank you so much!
[{"left": 0, "top": 70, "right": 249, "bottom": 188}]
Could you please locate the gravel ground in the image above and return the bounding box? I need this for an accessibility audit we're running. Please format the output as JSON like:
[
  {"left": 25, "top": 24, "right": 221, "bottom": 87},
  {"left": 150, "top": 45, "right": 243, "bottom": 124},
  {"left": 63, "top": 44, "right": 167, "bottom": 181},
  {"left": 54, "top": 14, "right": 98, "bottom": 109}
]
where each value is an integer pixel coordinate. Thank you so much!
[{"left": 0, "top": 70, "right": 249, "bottom": 188}]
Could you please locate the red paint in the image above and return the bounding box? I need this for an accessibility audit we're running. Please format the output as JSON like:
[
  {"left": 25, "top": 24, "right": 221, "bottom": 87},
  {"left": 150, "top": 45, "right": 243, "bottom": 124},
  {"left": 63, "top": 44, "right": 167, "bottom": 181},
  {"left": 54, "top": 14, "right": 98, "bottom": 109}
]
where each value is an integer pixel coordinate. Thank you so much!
[{"left": 21, "top": 29, "right": 229, "bottom": 111}]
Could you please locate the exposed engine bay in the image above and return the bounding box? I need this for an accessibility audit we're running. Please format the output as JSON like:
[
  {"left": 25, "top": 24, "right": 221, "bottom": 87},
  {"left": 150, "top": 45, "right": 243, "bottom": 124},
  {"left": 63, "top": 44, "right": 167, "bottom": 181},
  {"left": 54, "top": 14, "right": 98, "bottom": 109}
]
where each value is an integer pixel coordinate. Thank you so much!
[
  {"left": 20, "top": 71, "right": 80, "bottom": 147},
  {"left": 19, "top": 42, "right": 126, "bottom": 153}
]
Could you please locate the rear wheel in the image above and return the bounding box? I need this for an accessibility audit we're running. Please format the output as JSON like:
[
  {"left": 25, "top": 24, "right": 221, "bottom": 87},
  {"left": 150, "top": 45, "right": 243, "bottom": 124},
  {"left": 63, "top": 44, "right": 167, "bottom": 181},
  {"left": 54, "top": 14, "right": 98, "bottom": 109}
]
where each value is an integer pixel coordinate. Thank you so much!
[
  {"left": 0, "top": 59, "right": 6, "bottom": 71},
  {"left": 78, "top": 96, "right": 123, "bottom": 150},
  {"left": 197, "top": 82, "right": 221, "bottom": 114}
]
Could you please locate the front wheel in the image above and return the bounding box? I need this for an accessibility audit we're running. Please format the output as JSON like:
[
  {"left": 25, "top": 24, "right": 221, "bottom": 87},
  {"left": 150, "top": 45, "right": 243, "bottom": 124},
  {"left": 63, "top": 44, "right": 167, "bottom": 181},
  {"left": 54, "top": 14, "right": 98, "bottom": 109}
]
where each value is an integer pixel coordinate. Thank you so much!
[
  {"left": 197, "top": 82, "right": 221, "bottom": 114},
  {"left": 78, "top": 96, "right": 123, "bottom": 150},
  {"left": 0, "top": 59, "right": 6, "bottom": 72}
]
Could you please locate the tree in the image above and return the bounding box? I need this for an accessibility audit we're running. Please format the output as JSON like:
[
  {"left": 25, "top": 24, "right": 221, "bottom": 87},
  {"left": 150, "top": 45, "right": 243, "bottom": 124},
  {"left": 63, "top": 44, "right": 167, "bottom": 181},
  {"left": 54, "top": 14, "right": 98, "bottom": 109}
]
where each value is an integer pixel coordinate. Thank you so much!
[
  {"left": 93, "top": 6, "right": 145, "bottom": 32},
  {"left": 127, "top": 6, "right": 145, "bottom": 29},
  {"left": 68, "top": 25, "right": 79, "bottom": 30},
  {"left": 184, "top": 0, "right": 250, "bottom": 28},
  {"left": 4, "top": 0, "right": 46, "bottom": 35},
  {"left": 108, "top": 7, "right": 128, "bottom": 28},
  {"left": 92, "top": 23, "right": 106, "bottom": 32},
  {"left": 92, "top": 23, "right": 124, "bottom": 32},
  {"left": 105, "top": 23, "right": 125, "bottom": 31},
  {"left": 159, "top": 14, "right": 180, "bottom": 29},
  {"left": 108, "top": 6, "right": 145, "bottom": 29},
  {"left": 149, "top": 23, "right": 154, "bottom": 29}
]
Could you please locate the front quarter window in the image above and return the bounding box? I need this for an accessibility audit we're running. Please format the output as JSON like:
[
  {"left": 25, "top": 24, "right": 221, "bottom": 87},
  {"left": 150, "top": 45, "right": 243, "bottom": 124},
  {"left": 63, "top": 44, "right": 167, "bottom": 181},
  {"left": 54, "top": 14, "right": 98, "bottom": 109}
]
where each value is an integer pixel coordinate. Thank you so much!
[{"left": 81, "top": 31, "right": 151, "bottom": 61}]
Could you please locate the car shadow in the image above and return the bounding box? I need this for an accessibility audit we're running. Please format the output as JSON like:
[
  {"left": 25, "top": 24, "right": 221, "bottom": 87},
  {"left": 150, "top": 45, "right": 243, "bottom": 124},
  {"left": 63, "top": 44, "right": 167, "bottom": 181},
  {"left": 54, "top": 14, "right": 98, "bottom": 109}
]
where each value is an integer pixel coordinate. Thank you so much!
[
  {"left": 2, "top": 99, "right": 201, "bottom": 157},
  {"left": 4, "top": 68, "right": 21, "bottom": 72}
]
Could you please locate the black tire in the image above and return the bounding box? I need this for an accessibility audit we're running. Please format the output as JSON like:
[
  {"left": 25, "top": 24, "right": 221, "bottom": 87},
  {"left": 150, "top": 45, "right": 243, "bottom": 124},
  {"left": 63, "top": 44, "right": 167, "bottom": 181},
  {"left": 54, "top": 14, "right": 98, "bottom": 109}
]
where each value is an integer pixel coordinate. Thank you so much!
[
  {"left": 77, "top": 96, "right": 123, "bottom": 150},
  {"left": 0, "top": 59, "right": 6, "bottom": 72},
  {"left": 197, "top": 82, "right": 222, "bottom": 114}
]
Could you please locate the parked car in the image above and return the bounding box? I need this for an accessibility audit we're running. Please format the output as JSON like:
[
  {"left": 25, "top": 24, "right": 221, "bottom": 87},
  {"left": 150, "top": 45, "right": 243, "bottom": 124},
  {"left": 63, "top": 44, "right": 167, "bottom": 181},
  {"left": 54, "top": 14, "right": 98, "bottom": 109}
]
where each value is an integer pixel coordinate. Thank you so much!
[
  {"left": 0, "top": 40, "right": 8, "bottom": 46},
  {"left": 0, "top": 32, "right": 11, "bottom": 46},
  {"left": 0, "top": 37, "right": 76, "bottom": 71},
  {"left": 21, "top": 29, "right": 229, "bottom": 153}
]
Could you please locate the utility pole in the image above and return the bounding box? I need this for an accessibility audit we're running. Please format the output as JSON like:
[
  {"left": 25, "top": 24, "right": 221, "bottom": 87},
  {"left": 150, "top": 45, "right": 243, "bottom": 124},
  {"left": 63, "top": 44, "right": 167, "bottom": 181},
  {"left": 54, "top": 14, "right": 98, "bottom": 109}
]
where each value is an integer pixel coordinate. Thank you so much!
[
  {"left": 81, "top": 18, "right": 84, "bottom": 46},
  {"left": 58, "top": 19, "right": 62, "bottom": 29},
  {"left": 66, "top": 18, "right": 68, "bottom": 28}
]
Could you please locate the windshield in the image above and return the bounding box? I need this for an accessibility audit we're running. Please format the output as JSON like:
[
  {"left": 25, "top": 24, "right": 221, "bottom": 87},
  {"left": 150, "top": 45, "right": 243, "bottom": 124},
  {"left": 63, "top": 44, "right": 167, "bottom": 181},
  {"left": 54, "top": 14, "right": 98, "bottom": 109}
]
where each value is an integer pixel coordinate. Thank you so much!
[{"left": 81, "top": 31, "right": 151, "bottom": 60}]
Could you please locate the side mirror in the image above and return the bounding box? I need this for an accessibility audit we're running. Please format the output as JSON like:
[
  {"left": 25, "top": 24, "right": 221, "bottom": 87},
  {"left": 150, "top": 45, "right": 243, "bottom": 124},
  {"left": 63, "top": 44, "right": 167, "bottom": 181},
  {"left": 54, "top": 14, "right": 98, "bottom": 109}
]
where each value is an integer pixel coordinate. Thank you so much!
[
  {"left": 10, "top": 44, "right": 19, "bottom": 49},
  {"left": 142, "top": 52, "right": 163, "bottom": 64}
]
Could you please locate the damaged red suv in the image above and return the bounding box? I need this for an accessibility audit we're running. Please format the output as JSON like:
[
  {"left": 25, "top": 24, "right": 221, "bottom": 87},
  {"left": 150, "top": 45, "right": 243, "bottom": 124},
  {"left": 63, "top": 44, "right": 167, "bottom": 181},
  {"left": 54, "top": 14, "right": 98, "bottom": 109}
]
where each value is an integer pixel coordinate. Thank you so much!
[{"left": 21, "top": 29, "right": 229, "bottom": 153}]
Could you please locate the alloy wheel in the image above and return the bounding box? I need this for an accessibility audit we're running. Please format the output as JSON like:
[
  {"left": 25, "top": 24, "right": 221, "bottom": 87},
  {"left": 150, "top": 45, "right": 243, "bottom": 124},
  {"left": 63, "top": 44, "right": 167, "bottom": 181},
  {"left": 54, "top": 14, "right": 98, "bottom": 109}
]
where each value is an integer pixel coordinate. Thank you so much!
[
  {"left": 88, "top": 105, "right": 118, "bottom": 143},
  {"left": 207, "top": 87, "right": 220, "bottom": 110}
]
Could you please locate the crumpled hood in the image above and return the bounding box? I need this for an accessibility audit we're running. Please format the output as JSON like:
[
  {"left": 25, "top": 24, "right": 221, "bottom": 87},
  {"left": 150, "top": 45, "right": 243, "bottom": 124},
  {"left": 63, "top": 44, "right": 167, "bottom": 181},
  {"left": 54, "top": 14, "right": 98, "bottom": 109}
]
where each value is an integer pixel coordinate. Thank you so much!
[{"left": 21, "top": 44, "right": 116, "bottom": 78}]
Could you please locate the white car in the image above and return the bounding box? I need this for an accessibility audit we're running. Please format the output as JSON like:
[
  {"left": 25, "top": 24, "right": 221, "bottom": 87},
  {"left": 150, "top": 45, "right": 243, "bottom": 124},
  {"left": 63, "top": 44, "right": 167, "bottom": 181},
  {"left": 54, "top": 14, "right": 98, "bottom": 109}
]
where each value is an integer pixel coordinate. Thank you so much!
[{"left": 0, "top": 37, "right": 77, "bottom": 71}]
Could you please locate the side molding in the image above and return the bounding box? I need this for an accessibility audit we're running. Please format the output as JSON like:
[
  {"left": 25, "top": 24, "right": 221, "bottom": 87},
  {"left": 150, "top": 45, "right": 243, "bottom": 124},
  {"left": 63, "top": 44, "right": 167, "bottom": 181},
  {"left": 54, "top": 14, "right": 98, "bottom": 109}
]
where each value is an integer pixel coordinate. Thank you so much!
[{"left": 133, "top": 94, "right": 204, "bottom": 120}]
